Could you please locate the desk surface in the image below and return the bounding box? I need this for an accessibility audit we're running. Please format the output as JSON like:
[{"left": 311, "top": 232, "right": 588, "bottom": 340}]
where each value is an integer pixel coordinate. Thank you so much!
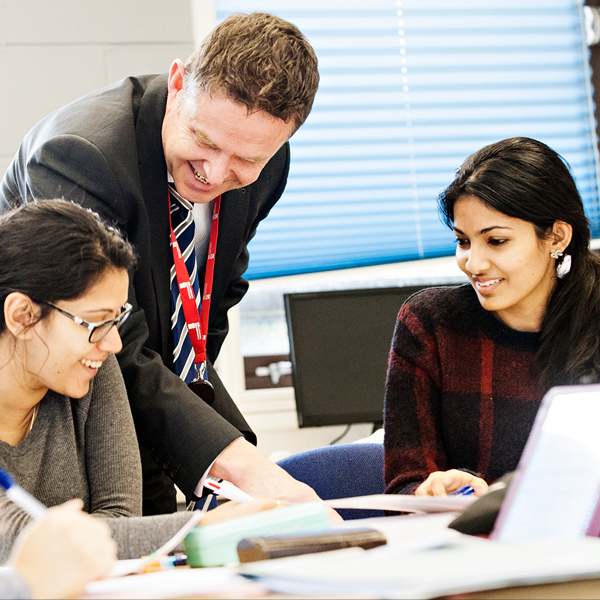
[
  {"left": 460, "top": 577, "right": 600, "bottom": 599},
  {"left": 82, "top": 513, "right": 600, "bottom": 599}
]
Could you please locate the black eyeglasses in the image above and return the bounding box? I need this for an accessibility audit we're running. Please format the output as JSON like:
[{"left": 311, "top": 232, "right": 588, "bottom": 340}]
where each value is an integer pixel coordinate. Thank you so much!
[{"left": 44, "top": 301, "right": 133, "bottom": 343}]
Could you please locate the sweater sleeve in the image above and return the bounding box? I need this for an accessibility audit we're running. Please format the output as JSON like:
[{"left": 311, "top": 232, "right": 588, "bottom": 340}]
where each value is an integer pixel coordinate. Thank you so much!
[
  {"left": 383, "top": 295, "right": 446, "bottom": 495},
  {"left": 103, "top": 511, "right": 195, "bottom": 560},
  {"left": 84, "top": 354, "right": 143, "bottom": 518},
  {"left": 84, "top": 356, "right": 208, "bottom": 560}
]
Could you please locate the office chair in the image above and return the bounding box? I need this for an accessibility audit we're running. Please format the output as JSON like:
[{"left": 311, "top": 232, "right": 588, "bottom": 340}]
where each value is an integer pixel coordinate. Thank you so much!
[{"left": 277, "top": 443, "right": 386, "bottom": 520}]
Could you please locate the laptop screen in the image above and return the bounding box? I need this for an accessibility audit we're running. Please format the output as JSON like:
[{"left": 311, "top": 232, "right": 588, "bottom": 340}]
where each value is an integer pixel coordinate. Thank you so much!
[{"left": 491, "top": 384, "right": 600, "bottom": 542}]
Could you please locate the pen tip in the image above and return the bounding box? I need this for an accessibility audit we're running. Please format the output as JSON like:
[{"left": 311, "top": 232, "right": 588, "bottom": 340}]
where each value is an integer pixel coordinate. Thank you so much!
[{"left": 0, "top": 466, "right": 14, "bottom": 490}]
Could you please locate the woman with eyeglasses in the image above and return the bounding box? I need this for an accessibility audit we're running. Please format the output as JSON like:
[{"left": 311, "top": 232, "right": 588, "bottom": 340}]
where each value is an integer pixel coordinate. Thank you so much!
[
  {"left": 384, "top": 137, "right": 600, "bottom": 498},
  {"left": 0, "top": 199, "right": 280, "bottom": 564}
]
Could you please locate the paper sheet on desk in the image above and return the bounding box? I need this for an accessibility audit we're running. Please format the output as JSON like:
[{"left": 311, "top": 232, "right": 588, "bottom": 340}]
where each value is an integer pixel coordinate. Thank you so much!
[
  {"left": 82, "top": 567, "right": 264, "bottom": 599},
  {"left": 239, "top": 536, "right": 600, "bottom": 599},
  {"left": 325, "top": 493, "right": 475, "bottom": 513}
]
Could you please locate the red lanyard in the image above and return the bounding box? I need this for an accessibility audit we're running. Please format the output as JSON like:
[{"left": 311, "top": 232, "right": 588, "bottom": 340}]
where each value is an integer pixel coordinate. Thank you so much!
[{"left": 168, "top": 190, "right": 221, "bottom": 367}]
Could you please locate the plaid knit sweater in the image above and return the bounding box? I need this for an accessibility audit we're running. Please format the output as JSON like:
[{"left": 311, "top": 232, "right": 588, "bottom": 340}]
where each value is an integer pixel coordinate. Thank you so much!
[{"left": 384, "top": 284, "right": 542, "bottom": 495}]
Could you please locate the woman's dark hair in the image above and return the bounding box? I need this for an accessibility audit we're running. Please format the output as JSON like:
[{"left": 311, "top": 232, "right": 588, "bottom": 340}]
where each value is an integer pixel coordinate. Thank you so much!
[
  {"left": 438, "top": 136, "right": 600, "bottom": 391},
  {"left": 0, "top": 199, "right": 137, "bottom": 334}
]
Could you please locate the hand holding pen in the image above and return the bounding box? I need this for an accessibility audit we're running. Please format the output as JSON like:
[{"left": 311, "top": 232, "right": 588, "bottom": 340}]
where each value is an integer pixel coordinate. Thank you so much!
[
  {"left": 415, "top": 469, "right": 488, "bottom": 497},
  {"left": 9, "top": 500, "right": 117, "bottom": 599},
  {"left": 0, "top": 465, "right": 117, "bottom": 598}
]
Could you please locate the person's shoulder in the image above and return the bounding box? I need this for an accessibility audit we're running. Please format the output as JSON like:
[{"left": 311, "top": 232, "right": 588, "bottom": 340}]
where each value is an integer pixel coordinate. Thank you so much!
[
  {"left": 29, "top": 74, "right": 166, "bottom": 139},
  {"left": 400, "top": 283, "right": 477, "bottom": 330},
  {"left": 63, "top": 74, "right": 164, "bottom": 110},
  {"left": 93, "top": 354, "right": 125, "bottom": 390},
  {"left": 403, "top": 283, "right": 472, "bottom": 314},
  {"left": 73, "top": 354, "right": 124, "bottom": 415}
]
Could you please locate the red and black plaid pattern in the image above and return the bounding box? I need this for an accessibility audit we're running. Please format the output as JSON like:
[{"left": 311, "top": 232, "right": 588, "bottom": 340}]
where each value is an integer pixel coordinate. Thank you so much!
[{"left": 384, "top": 285, "right": 541, "bottom": 495}]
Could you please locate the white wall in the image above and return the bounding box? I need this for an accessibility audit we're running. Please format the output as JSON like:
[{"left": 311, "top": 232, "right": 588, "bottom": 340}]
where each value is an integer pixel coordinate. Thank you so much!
[{"left": 0, "top": 0, "right": 195, "bottom": 176}]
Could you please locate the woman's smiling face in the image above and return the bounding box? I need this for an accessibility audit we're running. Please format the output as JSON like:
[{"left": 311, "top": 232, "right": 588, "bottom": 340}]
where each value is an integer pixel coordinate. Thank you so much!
[
  {"left": 24, "top": 268, "right": 129, "bottom": 399},
  {"left": 453, "top": 195, "right": 559, "bottom": 332}
]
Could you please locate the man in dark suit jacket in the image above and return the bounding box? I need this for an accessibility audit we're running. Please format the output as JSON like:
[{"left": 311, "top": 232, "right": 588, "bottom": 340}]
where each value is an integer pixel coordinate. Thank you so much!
[{"left": 0, "top": 12, "right": 322, "bottom": 515}]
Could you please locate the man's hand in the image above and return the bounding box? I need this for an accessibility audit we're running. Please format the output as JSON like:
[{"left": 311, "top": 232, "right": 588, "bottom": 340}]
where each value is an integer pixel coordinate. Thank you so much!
[
  {"left": 415, "top": 469, "right": 488, "bottom": 497},
  {"left": 210, "top": 438, "right": 342, "bottom": 522}
]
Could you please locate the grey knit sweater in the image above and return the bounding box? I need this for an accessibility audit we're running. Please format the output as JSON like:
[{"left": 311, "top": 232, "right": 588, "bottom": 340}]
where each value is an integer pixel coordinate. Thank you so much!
[{"left": 0, "top": 354, "right": 192, "bottom": 561}]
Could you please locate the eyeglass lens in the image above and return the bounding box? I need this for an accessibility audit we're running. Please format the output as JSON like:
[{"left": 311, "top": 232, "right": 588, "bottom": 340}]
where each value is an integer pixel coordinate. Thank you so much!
[
  {"left": 88, "top": 309, "right": 130, "bottom": 343},
  {"left": 89, "top": 321, "right": 116, "bottom": 343}
]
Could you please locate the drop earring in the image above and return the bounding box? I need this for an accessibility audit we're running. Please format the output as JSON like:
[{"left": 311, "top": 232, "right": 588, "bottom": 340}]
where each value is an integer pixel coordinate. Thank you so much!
[{"left": 551, "top": 249, "right": 572, "bottom": 279}]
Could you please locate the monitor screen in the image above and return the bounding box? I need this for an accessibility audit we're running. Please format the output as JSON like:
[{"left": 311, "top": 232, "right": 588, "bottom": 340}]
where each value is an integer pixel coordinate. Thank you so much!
[{"left": 284, "top": 285, "right": 455, "bottom": 428}]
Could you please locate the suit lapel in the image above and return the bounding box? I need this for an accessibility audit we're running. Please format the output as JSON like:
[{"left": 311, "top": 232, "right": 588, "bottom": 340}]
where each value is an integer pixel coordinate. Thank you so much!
[{"left": 135, "top": 75, "right": 173, "bottom": 360}]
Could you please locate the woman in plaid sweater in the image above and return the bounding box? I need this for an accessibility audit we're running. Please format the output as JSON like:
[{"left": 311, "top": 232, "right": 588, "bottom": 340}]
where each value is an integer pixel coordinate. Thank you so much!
[{"left": 384, "top": 137, "right": 600, "bottom": 497}]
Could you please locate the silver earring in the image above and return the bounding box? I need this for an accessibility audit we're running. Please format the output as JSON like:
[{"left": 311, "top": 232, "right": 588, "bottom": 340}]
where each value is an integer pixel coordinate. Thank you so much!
[{"left": 550, "top": 249, "right": 563, "bottom": 259}]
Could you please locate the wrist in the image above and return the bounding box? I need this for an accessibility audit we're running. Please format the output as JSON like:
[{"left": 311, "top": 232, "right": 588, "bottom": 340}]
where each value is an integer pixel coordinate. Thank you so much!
[{"left": 209, "top": 438, "right": 264, "bottom": 484}]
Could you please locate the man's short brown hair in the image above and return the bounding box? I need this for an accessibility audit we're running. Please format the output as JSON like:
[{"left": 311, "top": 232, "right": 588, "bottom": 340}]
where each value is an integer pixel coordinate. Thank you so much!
[{"left": 183, "top": 12, "right": 319, "bottom": 133}]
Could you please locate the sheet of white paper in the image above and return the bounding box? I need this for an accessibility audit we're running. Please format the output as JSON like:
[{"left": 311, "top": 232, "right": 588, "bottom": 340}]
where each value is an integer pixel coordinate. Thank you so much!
[
  {"left": 105, "top": 559, "right": 143, "bottom": 579},
  {"left": 334, "top": 511, "right": 461, "bottom": 545},
  {"left": 239, "top": 536, "right": 600, "bottom": 599},
  {"left": 325, "top": 493, "right": 475, "bottom": 513},
  {"left": 82, "top": 566, "right": 264, "bottom": 599}
]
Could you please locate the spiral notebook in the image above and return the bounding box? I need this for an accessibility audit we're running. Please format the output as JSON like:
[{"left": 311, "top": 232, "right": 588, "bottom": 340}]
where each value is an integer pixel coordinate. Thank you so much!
[{"left": 491, "top": 384, "right": 600, "bottom": 542}]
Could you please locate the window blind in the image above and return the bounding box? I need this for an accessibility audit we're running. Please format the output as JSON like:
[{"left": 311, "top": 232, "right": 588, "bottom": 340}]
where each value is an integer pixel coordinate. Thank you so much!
[{"left": 215, "top": 0, "right": 600, "bottom": 279}]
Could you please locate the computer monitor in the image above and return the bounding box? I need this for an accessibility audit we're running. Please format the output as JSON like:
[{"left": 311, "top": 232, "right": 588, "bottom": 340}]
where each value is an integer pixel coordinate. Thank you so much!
[{"left": 284, "top": 284, "right": 456, "bottom": 428}]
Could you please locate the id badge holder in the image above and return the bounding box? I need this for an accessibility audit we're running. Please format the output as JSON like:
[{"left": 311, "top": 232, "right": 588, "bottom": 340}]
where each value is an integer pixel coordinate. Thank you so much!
[{"left": 189, "top": 362, "right": 215, "bottom": 404}]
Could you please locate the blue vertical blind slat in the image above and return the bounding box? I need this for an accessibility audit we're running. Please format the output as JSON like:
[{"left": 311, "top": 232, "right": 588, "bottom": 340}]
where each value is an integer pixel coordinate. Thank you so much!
[{"left": 215, "top": 0, "right": 600, "bottom": 279}]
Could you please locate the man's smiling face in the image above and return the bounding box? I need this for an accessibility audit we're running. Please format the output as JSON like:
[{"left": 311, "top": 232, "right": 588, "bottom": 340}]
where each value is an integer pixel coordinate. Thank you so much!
[{"left": 161, "top": 60, "right": 294, "bottom": 204}]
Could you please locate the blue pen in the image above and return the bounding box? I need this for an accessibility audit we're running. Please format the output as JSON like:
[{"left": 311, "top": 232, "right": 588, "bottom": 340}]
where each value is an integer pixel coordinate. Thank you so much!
[
  {"left": 449, "top": 485, "right": 475, "bottom": 496},
  {"left": 0, "top": 466, "right": 47, "bottom": 520}
]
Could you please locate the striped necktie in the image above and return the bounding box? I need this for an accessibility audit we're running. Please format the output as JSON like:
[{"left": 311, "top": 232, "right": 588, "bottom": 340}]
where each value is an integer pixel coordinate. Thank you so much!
[{"left": 169, "top": 185, "right": 200, "bottom": 384}]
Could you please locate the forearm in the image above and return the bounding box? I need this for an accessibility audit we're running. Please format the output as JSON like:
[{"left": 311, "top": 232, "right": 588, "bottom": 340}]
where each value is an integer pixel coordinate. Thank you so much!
[
  {"left": 384, "top": 306, "right": 446, "bottom": 493},
  {"left": 101, "top": 512, "right": 192, "bottom": 560},
  {"left": 117, "top": 312, "right": 250, "bottom": 497},
  {"left": 384, "top": 363, "right": 445, "bottom": 494}
]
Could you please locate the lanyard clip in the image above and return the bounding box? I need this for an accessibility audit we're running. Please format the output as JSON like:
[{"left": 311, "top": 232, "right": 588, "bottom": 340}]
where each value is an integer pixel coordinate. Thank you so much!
[
  {"left": 196, "top": 362, "right": 207, "bottom": 381},
  {"left": 189, "top": 362, "right": 215, "bottom": 405}
]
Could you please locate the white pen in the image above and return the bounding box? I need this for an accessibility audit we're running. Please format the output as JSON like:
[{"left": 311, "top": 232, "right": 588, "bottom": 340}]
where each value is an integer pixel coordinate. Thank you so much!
[
  {"left": 205, "top": 475, "right": 254, "bottom": 503},
  {"left": 0, "top": 465, "right": 47, "bottom": 520}
]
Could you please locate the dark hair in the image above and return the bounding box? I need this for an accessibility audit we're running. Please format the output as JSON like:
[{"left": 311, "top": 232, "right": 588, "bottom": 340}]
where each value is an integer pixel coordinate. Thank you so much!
[
  {"left": 183, "top": 12, "right": 319, "bottom": 133},
  {"left": 438, "top": 136, "right": 600, "bottom": 391},
  {"left": 0, "top": 199, "right": 137, "bottom": 334}
]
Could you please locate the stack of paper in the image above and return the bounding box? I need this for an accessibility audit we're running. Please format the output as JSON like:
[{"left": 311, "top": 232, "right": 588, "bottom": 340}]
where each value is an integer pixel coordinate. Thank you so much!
[{"left": 238, "top": 535, "right": 600, "bottom": 598}]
